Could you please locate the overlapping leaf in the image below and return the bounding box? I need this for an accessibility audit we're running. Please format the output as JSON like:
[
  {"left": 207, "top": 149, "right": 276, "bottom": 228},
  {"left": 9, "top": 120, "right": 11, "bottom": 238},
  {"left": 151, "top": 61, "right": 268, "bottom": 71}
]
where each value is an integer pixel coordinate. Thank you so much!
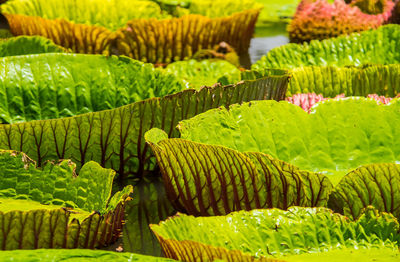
[
  {"left": 288, "top": 0, "right": 395, "bottom": 43},
  {"left": 146, "top": 128, "right": 332, "bottom": 216},
  {"left": 0, "top": 54, "right": 288, "bottom": 179},
  {"left": 0, "top": 35, "right": 64, "bottom": 57},
  {"left": 114, "top": 9, "right": 260, "bottom": 63},
  {"left": 146, "top": 98, "right": 400, "bottom": 218},
  {"left": 151, "top": 206, "right": 400, "bottom": 261},
  {"left": 2, "top": 0, "right": 168, "bottom": 31},
  {"left": 178, "top": 98, "right": 400, "bottom": 181},
  {"left": 253, "top": 26, "right": 400, "bottom": 96},
  {"left": 329, "top": 163, "right": 400, "bottom": 221},
  {"left": 0, "top": 150, "right": 132, "bottom": 250},
  {"left": 284, "top": 65, "right": 400, "bottom": 97},
  {"left": 0, "top": 53, "right": 184, "bottom": 124},
  {"left": 253, "top": 25, "right": 400, "bottom": 70},
  {"left": 3, "top": 0, "right": 260, "bottom": 60}
]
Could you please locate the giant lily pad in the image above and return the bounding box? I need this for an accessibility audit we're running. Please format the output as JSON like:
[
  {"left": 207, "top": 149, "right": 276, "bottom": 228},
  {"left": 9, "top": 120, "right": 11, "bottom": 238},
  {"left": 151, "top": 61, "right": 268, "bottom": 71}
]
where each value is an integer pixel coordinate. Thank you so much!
[
  {"left": 113, "top": 9, "right": 260, "bottom": 63},
  {"left": 0, "top": 150, "right": 132, "bottom": 250},
  {"left": 253, "top": 25, "right": 400, "bottom": 96},
  {"left": 146, "top": 98, "right": 400, "bottom": 218},
  {"left": 283, "top": 65, "right": 400, "bottom": 97},
  {"left": 253, "top": 25, "right": 400, "bottom": 70},
  {"left": 151, "top": 206, "right": 400, "bottom": 261},
  {"left": 0, "top": 53, "right": 289, "bottom": 180},
  {"left": 0, "top": 35, "right": 65, "bottom": 57},
  {"left": 288, "top": 0, "right": 395, "bottom": 43},
  {"left": 2, "top": 0, "right": 261, "bottom": 62},
  {"left": 0, "top": 53, "right": 184, "bottom": 124}
]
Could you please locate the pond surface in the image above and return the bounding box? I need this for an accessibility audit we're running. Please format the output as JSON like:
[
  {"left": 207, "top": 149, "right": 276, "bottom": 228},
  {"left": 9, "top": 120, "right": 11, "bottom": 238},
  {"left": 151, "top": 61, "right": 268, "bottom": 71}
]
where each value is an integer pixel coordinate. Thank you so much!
[
  {"left": 249, "top": 34, "right": 289, "bottom": 64},
  {"left": 245, "top": 23, "right": 290, "bottom": 66}
]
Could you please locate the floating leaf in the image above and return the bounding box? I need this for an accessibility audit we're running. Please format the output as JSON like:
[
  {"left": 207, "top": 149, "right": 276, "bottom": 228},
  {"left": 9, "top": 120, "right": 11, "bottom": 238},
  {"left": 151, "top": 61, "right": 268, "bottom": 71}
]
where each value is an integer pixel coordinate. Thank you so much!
[
  {"left": 151, "top": 207, "right": 400, "bottom": 261},
  {"left": 114, "top": 10, "right": 260, "bottom": 63},
  {"left": 147, "top": 98, "right": 400, "bottom": 217},
  {"left": 253, "top": 25, "right": 400, "bottom": 69},
  {"left": 2, "top": 0, "right": 167, "bottom": 31},
  {"left": 288, "top": 0, "right": 395, "bottom": 43},
  {"left": 0, "top": 53, "right": 184, "bottom": 124},
  {"left": 3, "top": 0, "right": 261, "bottom": 61},
  {"left": 0, "top": 150, "right": 132, "bottom": 250},
  {"left": 0, "top": 35, "right": 64, "bottom": 56},
  {"left": 146, "top": 129, "right": 332, "bottom": 216},
  {"left": 0, "top": 54, "right": 288, "bottom": 179}
]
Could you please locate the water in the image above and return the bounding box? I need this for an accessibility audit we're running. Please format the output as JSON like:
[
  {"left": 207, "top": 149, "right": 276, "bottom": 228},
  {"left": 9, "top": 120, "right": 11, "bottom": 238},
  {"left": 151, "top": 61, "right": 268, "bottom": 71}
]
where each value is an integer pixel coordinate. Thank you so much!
[
  {"left": 249, "top": 35, "right": 289, "bottom": 64},
  {"left": 245, "top": 23, "right": 290, "bottom": 66}
]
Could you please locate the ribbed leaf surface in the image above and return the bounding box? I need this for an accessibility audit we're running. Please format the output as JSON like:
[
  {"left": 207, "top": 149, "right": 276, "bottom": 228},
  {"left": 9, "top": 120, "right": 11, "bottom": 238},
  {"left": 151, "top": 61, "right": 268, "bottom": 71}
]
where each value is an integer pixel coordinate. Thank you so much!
[
  {"left": 0, "top": 60, "right": 288, "bottom": 179},
  {"left": 3, "top": 0, "right": 260, "bottom": 59},
  {"left": 0, "top": 53, "right": 183, "bottom": 124},
  {"left": 0, "top": 150, "right": 132, "bottom": 250},
  {"left": 146, "top": 98, "right": 400, "bottom": 218},
  {"left": 2, "top": 0, "right": 166, "bottom": 31},
  {"left": 253, "top": 25, "right": 400, "bottom": 70},
  {"left": 151, "top": 207, "right": 400, "bottom": 261},
  {"left": 115, "top": 10, "right": 260, "bottom": 63},
  {"left": 146, "top": 129, "right": 332, "bottom": 216},
  {"left": 330, "top": 163, "right": 400, "bottom": 220},
  {"left": 0, "top": 36, "right": 64, "bottom": 57}
]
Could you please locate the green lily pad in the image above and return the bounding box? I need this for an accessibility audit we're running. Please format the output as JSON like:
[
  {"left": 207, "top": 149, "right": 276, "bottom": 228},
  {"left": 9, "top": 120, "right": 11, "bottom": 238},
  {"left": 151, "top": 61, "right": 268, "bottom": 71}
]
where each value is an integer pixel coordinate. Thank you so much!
[
  {"left": 146, "top": 98, "right": 400, "bottom": 218},
  {"left": 0, "top": 150, "right": 132, "bottom": 250},
  {"left": 0, "top": 35, "right": 65, "bottom": 57},
  {"left": 0, "top": 53, "right": 289, "bottom": 180},
  {"left": 151, "top": 206, "right": 400, "bottom": 261},
  {"left": 2, "top": 0, "right": 168, "bottom": 31},
  {"left": 253, "top": 25, "right": 400, "bottom": 97}
]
